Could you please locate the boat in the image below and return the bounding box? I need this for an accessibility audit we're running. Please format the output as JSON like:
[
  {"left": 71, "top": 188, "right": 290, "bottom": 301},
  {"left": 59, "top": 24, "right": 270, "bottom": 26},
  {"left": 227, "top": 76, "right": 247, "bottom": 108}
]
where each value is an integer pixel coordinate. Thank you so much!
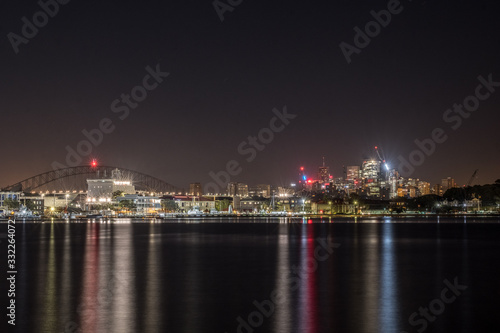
[{"left": 187, "top": 206, "right": 204, "bottom": 216}]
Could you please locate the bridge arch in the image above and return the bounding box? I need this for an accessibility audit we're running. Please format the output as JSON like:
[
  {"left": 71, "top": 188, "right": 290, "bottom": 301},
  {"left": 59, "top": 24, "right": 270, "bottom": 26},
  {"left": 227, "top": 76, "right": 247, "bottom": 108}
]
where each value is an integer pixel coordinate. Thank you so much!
[{"left": 2, "top": 166, "right": 181, "bottom": 193}]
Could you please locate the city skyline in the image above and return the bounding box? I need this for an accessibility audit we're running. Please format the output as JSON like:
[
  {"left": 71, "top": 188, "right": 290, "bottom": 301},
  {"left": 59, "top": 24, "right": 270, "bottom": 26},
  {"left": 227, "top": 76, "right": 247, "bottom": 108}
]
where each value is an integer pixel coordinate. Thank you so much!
[{"left": 0, "top": 153, "right": 492, "bottom": 194}]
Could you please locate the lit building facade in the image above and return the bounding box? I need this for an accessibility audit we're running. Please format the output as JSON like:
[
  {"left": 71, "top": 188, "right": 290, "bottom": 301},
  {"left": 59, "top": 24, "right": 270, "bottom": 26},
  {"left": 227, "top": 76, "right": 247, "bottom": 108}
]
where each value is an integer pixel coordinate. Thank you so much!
[
  {"left": 346, "top": 166, "right": 360, "bottom": 181},
  {"left": 418, "top": 181, "right": 431, "bottom": 196},
  {"left": 361, "top": 160, "right": 381, "bottom": 181},
  {"left": 227, "top": 182, "right": 249, "bottom": 197},
  {"left": 0, "top": 191, "right": 22, "bottom": 208},
  {"left": 361, "top": 160, "right": 381, "bottom": 198},
  {"left": 87, "top": 169, "right": 136, "bottom": 201},
  {"left": 117, "top": 194, "right": 161, "bottom": 214},
  {"left": 173, "top": 196, "right": 216, "bottom": 212}
]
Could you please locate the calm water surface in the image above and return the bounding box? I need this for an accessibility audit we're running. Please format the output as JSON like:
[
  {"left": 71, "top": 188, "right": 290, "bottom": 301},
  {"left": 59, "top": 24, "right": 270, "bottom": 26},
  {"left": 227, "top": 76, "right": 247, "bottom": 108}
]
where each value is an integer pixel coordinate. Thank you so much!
[{"left": 2, "top": 216, "right": 500, "bottom": 333}]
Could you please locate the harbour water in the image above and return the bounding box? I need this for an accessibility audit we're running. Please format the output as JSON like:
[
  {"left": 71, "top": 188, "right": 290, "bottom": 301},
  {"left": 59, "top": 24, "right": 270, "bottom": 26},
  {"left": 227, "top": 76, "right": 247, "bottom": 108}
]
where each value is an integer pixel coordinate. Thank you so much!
[{"left": 2, "top": 216, "right": 500, "bottom": 332}]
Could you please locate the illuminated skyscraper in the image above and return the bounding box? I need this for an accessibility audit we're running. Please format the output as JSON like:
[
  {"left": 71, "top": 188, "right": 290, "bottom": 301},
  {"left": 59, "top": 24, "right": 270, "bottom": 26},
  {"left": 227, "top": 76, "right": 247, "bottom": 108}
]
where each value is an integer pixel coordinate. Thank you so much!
[
  {"left": 361, "top": 160, "right": 381, "bottom": 182},
  {"left": 346, "top": 166, "right": 360, "bottom": 181},
  {"left": 361, "top": 160, "right": 382, "bottom": 198}
]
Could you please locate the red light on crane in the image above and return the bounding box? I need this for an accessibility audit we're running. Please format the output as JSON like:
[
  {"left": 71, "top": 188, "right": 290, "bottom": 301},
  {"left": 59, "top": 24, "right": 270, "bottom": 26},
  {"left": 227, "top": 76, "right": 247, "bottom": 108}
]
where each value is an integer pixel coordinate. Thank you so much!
[
  {"left": 91, "top": 159, "right": 98, "bottom": 167},
  {"left": 300, "top": 167, "right": 304, "bottom": 171}
]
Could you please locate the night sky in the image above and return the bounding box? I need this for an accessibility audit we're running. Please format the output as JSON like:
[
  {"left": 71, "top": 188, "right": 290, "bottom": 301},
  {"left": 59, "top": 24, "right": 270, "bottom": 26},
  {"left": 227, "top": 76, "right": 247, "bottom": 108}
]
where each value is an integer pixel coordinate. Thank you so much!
[{"left": 1, "top": 0, "right": 499, "bottom": 190}]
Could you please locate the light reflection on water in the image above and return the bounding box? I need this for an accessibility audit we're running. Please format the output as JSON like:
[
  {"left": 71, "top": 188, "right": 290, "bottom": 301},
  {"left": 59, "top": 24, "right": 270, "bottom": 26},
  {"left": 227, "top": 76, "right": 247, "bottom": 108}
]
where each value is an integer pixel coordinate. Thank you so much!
[{"left": 8, "top": 217, "right": 500, "bottom": 333}]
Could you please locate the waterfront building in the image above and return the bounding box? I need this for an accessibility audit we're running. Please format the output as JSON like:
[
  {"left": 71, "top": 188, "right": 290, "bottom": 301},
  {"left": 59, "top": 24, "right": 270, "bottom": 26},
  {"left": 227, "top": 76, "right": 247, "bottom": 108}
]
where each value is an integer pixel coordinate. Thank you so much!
[
  {"left": 87, "top": 168, "right": 136, "bottom": 201},
  {"left": 23, "top": 195, "right": 45, "bottom": 215},
  {"left": 0, "top": 191, "right": 22, "bottom": 208},
  {"left": 240, "top": 197, "right": 268, "bottom": 212},
  {"left": 310, "top": 200, "right": 354, "bottom": 214},
  {"left": 116, "top": 194, "right": 161, "bottom": 214},
  {"left": 274, "top": 196, "right": 310, "bottom": 212},
  {"left": 0, "top": 192, "right": 45, "bottom": 216},
  {"left": 173, "top": 195, "right": 216, "bottom": 212},
  {"left": 42, "top": 193, "right": 78, "bottom": 209}
]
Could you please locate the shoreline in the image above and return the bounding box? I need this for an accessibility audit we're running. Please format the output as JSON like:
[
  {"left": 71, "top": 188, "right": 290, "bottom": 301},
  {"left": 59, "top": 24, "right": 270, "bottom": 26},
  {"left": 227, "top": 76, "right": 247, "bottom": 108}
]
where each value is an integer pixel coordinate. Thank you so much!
[{"left": 1, "top": 213, "right": 499, "bottom": 222}]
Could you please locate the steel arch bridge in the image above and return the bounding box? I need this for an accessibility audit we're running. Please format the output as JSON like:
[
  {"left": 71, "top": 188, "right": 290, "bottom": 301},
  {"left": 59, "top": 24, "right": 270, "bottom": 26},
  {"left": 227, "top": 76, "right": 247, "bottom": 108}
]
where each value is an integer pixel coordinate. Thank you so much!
[{"left": 2, "top": 166, "right": 181, "bottom": 193}]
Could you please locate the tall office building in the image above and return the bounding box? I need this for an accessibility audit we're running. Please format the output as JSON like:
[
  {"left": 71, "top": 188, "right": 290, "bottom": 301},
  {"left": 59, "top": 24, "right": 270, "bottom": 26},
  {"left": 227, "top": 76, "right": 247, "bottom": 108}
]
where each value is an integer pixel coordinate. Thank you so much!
[
  {"left": 361, "top": 160, "right": 381, "bottom": 198},
  {"left": 318, "top": 157, "right": 330, "bottom": 183},
  {"left": 346, "top": 166, "right": 360, "bottom": 181},
  {"left": 388, "top": 169, "right": 398, "bottom": 198},
  {"left": 189, "top": 183, "right": 203, "bottom": 196}
]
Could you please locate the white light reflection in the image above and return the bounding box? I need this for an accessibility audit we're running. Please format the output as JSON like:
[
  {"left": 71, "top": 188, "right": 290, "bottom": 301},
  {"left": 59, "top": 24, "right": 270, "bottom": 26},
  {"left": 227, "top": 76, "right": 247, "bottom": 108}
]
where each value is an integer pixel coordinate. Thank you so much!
[
  {"left": 144, "top": 223, "right": 161, "bottom": 332},
  {"left": 80, "top": 223, "right": 99, "bottom": 333},
  {"left": 361, "top": 224, "right": 379, "bottom": 332},
  {"left": 378, "top": 222, "right": 399, "bottom": 332},
  {"left": 40, "top": 223, "right": 57, "bottom": 331},
  {"left": 110, "top": 224, "right": 136, "bottom": 331},
  {"left": 96, "top": 222, "right": 113, "bottom": 331},
  {"left": 59, "top": 223, "right": 73, "bottom": 328},
  {"left": 273, "top": 226, "right": 292, "bottom": 332},
  {"left": 298, "top": 224, "right": 318, "bottom": 333}
]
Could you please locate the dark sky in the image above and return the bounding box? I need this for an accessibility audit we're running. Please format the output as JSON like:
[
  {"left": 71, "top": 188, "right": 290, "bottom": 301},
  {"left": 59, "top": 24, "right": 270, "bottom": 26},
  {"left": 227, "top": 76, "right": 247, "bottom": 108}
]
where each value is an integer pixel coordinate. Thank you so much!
[{"left": 1, "top": 0, "right": 499, "bottom": 190}]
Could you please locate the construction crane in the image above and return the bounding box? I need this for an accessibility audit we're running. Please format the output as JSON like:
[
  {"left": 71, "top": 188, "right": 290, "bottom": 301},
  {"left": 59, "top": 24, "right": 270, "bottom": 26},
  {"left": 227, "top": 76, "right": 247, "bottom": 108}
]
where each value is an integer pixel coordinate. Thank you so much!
[
  {"left": 462, "top": 169, "right": 479, "bottom": 213},
  {"left": 466, "top": 169, "right": 479, "bottom": 187},
  {"left": 374, "top": 146, "right": 389, "bottom": 171}
]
